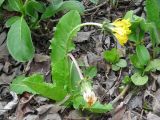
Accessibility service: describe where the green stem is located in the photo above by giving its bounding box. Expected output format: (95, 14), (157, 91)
(68, 53), (84, 80)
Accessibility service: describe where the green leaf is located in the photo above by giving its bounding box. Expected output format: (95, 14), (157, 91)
(41, 1), (63, 19)
(87, 102), (113, 113)
(7, 17), (35, 62)
(124, 10), (146, 43)
(25, 1), (38, 19)
(24, 79), (67, 101)
(51, 10), (81, 88)
(59, 1), (84, 14)
(148, 23), (160, 45)
(26, 0), (45, 13)
(103, 48), (120, 64)
(130, 54), (144, 68)
(116, 59), (127, 68)
(83, 66), (97, 79)
(5, 16), (20, 27)
(145, 59), (160, 72)
(41, 0), (84, 20)
(131, 73), (148, 86)
(112, 64), (120, 71)
(73, 96), (86, 109)
(146, 0), (160, 29)
(7, 0), (23, 12)
(0, 0), (5, 7)
(136, 45), (150, 66)
(122, 76), (131, 84)
(10, 75), (37, 94)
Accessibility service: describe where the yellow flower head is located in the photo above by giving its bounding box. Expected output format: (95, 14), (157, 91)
(83, 87), (97, 107)
(110, 19), (131, 46)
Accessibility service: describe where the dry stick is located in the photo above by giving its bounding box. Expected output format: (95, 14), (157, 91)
(111, 85), (130, 104)
(84, 1), (107, 12)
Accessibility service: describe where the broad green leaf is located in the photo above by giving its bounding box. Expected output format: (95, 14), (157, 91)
(41, 1), (63, 19)
(146, 0), (160, 45)
(136, 45), (150, 66)
(0, 0), (5, 7)
(83, 66), (97, 79)
(10, 75), (37, 94)
(130, 54), (144, 68)
(25, 1), (38, 19)
(145, 59), (160, 72)
(5, 16), (20, 27)
(26, 0), (45, 13)
(103, 48), (120, 64)
(116, 59), (127, 68)
(112, 64), (120, 71)
(59, 1), (84, 14)
(131, 73), (148, 86)
(146, 0), (160, 29)
(148, 23), (160, 45)
(51, 11), (81, 87)
(7, 0), (23, 12)
(7, 17), (35, 62)
(41, 0), (84, 19)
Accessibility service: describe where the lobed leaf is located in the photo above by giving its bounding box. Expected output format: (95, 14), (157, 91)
(10, 75), (37, 94)
(51, 10), (81, 88)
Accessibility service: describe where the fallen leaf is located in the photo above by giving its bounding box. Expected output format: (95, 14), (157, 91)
(37, 104), (61, 115)
(34, 54), (50, 63)
(74, 31), (94, 43)
(153, 89), (160, 115)
(128, 95), (142, 109)
(147, 112), (160, 120)
(66, 110), (84, 120)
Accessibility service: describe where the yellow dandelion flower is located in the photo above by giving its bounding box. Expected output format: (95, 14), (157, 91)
(110, 19), (131, 46)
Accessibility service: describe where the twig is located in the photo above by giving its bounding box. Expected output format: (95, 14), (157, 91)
(68, 53), (84, 80)
(84, 1), (107, 12)
(111, 85), (129, 104)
